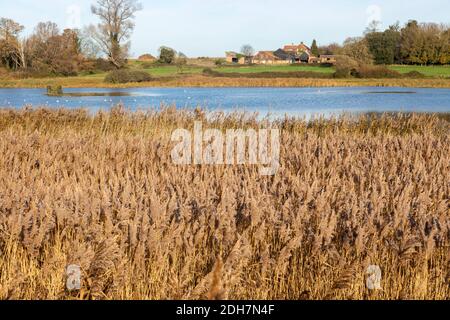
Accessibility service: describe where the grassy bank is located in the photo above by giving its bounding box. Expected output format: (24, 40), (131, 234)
(1, 74), (450, 88)
(0, 108), (449, 300)
(0, 62), (449, 88)
(389, 65), (450, 78)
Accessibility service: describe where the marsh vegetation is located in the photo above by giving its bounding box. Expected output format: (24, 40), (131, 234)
(0, 107), (448, 300)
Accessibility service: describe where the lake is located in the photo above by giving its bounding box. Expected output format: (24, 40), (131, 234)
(1, 87), (449, 118)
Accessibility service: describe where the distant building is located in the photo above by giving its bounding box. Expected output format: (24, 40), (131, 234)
(319, 55), (337, 64)
(225, 52), (251, 64)
(138, 54), (156, 62)
(283, 42), (312, 55)
(252, 51), (290, 64)
(309, 57), (321, 64)
(273, 49), (296, 63)
(226, 42), (334, 65)
(299, 52), (310, 63)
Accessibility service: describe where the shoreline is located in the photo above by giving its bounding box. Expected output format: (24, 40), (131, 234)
(1, 75), (450, 89)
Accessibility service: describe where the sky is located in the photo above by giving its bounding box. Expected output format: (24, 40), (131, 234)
(1, 0), (449, 57)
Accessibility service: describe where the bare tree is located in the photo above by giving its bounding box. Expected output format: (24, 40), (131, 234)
(0, 18), (24, 41)
(365, 20), (381, 35)
(78, 27), (102, 59)
(342, 37), (374, 65)
(176, 52), (187, 73)
(240, 44), (254, 64)
(241, 44), (255, 57)
(33, 22), (59, 42)
(0, 18), (26, 69)
(90, 0), (143, 68)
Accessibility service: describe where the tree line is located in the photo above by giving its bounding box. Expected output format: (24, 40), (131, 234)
(0, 0), (143, 76)
(1, 2), (449, 79)
(319, 20), (450, 65)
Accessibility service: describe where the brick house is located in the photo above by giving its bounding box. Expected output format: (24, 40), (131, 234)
(283, 42), (312, 56)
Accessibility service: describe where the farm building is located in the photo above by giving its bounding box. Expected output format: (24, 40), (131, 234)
(319, 55), (337, 64)
(138, 54), (156, 62)
(309, 56), (321, 64)
(225, 52), (249, 64)
(298, 51), (322, 64)
(252, 51), (291, 64)
(283, 42), (312, 55)
(273, 49), (296, 63)
(225, 42), (335, 65)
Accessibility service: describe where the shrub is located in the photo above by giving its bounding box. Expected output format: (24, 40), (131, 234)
(334, 55), (405, 79)
(353, 65), (401, 78)
(202, 67), (215, 75)
(46, 85), (63, 96)
(158, 47), (177, 64)
(104, 70), (152, 84)
(94, 58), (116, 72)
(215, 59), (225, 66)
(141, 62), (155, 69)
(333, 55), (359, 78)
(403, 71), (426, 79)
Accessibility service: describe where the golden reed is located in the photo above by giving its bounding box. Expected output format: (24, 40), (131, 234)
(0, 106), (448, 300)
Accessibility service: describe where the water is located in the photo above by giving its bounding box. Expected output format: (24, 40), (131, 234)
(0, 87), (449, 118)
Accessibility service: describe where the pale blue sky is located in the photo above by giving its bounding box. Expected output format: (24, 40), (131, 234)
(2, 0), (449, 57)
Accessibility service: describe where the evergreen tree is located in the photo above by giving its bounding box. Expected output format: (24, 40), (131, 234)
(311, 39), (319, 57)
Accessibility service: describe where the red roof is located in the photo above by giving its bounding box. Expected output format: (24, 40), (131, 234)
(283, 43), (311, 53)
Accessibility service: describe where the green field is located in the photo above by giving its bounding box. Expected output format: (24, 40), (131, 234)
(33, 61), (450, 79)
(128, 60), (336, 76)
(1, 61), (450, 88)
(216, 64), (336, 74)
(133, 64), (450, 77)
(388, 65), (450, 77)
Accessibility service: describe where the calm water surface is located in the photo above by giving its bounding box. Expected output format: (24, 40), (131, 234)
(1, 87), (449, 118)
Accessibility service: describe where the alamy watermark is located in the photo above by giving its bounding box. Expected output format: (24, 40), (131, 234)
(366, 265), (382, 290)
(171, 122), (280, 176)
(366, 4), (382, 26)
(66, 4), (82, 29)
(66, 264), (81, 291)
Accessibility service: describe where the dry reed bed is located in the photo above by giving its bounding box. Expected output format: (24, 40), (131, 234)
(0, 107), (448, 300)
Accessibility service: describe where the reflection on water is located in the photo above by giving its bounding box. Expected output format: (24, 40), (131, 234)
(0, 87), (449, 118)
(46, 92), (135, 97)
(365, 91), (417, 94)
